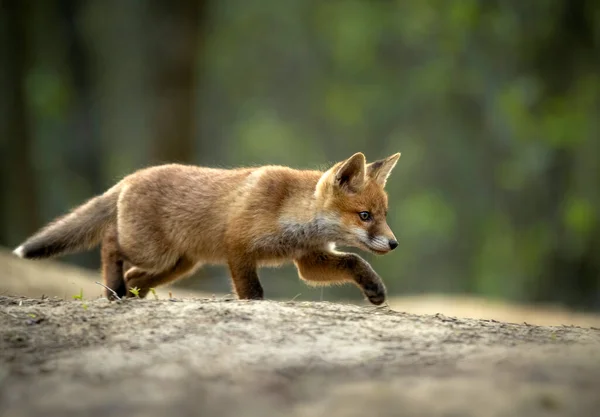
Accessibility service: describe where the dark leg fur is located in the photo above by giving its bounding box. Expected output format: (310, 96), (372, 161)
(294, 251), (387, 305)
(227, 258), (264, 300)
(100, 224), (127, 300)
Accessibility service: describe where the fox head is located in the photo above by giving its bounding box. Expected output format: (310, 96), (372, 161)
(316, 152), (401, 255)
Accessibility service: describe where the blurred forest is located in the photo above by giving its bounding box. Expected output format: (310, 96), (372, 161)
(0, 0), (598, 310)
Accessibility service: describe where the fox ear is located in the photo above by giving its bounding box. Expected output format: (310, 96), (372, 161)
(367, 153), (401, 187)
(334, 152), (366, 192)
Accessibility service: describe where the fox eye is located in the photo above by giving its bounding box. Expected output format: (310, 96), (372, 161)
(358, 211), (371, 221)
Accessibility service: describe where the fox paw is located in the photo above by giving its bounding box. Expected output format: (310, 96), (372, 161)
(123, 267), (150, 298)
(363, 280), (387, 305)
(124, 266), (144, 281)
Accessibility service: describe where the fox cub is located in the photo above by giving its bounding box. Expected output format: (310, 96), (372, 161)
(14, 152), (401, 304)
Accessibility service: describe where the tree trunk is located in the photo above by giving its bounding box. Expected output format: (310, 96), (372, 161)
(59, 0), (103, 194)
(148, 0), (205, 164)
(0, 0), (39, 246)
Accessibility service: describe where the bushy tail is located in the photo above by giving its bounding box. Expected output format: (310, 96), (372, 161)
(13, 183), (122, 259)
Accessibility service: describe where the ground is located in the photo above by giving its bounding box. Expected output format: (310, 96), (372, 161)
(1, 295), (599, 417)
(3, 247), (600, 328)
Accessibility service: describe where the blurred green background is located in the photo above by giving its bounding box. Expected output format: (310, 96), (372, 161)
(0, 0), (598, 310)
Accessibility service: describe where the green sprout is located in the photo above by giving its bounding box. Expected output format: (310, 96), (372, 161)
(149, 288), (158, 300)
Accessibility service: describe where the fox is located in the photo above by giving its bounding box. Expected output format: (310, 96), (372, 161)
(13, 152), (401, 304)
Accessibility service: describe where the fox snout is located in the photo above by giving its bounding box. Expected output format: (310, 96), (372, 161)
(367, 234), (398, 254)
(369, 220), (398, 253)
(351, 221), (397, 255)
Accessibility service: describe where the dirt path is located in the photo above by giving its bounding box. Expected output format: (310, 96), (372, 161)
(1, 295), (599, 417)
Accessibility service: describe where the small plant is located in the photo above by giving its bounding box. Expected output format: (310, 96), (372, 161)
(149, 287), (158, 300)
(72, 289), (88, 310)
(129, 287), (140, 298)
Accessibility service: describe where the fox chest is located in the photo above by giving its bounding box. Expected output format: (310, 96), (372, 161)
(250, 221), (335, 260)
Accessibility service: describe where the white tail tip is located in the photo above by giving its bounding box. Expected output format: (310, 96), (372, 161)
(13, 245), (25, 258)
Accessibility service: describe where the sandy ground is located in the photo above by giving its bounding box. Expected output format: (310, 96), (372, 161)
(1, 295), (599, 417)
(3, 247), (600, 328)
(2, 247), (600, 416)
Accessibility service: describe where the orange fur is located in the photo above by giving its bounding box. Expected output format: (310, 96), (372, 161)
(14, 153), (401, 304)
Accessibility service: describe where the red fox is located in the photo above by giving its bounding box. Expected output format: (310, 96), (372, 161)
(13, 152), (400, 304)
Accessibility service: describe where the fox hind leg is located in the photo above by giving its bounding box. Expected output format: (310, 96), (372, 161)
(100, 224), (127, 300)
(123, 257), (198, 298)
(294, 251), (387, 305)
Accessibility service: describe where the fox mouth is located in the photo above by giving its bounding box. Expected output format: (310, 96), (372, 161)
(363, 235), (394, 255)
(342, 233), (393, 255)
(360, 241), (391, 255)
(367, 247), (390, 255)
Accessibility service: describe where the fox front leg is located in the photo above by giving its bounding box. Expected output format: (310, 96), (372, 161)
(294, 251), (387, 305)
(227, 257), (264, 300)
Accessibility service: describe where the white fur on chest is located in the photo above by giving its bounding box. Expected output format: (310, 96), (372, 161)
(251, 214), (341, 259)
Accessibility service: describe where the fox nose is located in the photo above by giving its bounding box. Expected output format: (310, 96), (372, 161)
(389, 239), (398, 250)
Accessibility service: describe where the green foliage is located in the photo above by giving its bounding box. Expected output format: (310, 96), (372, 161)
(149, 288), (158, 300)
(200, 0), (600, 308)
(72, 289), (88, 310)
